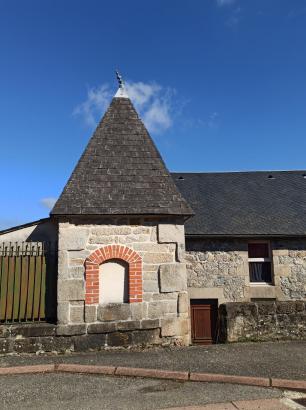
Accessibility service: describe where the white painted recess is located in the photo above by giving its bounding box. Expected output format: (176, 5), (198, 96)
(99, 259), (129, 304)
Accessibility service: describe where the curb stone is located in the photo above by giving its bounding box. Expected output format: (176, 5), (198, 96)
(115, 366), (189, 380)
(0, 364), (305, 392)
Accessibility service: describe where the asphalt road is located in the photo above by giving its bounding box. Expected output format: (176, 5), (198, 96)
(0, 341), (305, 380)
(0, 373), (283, 410)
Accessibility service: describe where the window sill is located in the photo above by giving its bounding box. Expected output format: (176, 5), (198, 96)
(249, 282), (274, 286)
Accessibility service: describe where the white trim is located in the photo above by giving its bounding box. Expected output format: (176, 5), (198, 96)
(249, 281), (273, 286)
(114, 87), (129, 98)
(248, 257), (271, 262)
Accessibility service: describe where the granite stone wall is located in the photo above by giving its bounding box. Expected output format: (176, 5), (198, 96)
(186, 239), (248, 302)
(57, 217), (190, 346)
(186, 238), (306, 303)
(218, 301), (306, 342)
(272, 239), (306, 300)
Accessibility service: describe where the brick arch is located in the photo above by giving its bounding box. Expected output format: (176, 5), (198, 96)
(85, 245), (142, 305)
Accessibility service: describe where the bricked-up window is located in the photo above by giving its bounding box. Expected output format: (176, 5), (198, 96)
(248, 243), (273, 283)
(99, 260), (129, 304)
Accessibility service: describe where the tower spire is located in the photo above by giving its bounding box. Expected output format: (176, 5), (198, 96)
(114, 70), (129, 98)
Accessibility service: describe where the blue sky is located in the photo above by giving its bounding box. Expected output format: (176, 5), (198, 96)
(1, 0), (306, 229)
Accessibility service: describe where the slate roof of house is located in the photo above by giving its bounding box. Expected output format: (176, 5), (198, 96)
(51, 95), (193, 216)
(172, 171), (306, 236)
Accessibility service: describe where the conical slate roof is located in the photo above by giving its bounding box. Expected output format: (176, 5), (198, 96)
(51, 93), (193, 216)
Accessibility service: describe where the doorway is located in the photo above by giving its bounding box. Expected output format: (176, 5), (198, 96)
(190, 299), (218, 344)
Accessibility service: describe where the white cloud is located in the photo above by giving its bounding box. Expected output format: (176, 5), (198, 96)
(226, 7), (242, 26)
(216, 0), (236, 6)
(125, 82), (161, 109)
(208, 112), (219, 129)
(73, 85), (111, 127)
(143, 98), (172, 134)
(73, 80), (175, 135)
(40, 197), (57, 210)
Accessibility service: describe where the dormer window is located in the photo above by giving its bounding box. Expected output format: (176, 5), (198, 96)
(248, 242), (273, 284)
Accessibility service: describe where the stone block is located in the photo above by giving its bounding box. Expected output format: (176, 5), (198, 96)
(130, 302), (147, 320)
(9, 324), (56, 338)
(70, 302), (84, 323)
(158, 224), (184, 244)
(73, 334), (106, 352)
(89, 235), (115, 245)
(87, 322), (117, 334)
(68, 250), (90, 260)
(58, 250), (69, 278)
(143, 253), (173, 264)
(44, 337), (73, 353)
(178, 292), (189, 314)
(68, 266), (85, 279)
(274, 264), (290, 277)
(57, 302), (70, 325)
(147, 301), (177, 319)
(85, 305), (97, 323)
(117, 320), (141, 331)
(161, 318), (189, 337)
(276, 301), (295, 314)
(133, 243), (169, 253)
(295, 301), (305, 312)
(257, 301), (276, 316)
(143, 280), (159, 292)
(159, 263), (187, 292)
(0, 326), (10, 338)
(132, 329), (161, 345)
(143, 293), (153, 302)
(56, 324), (86, 336)
(152, 292), (178, 301)
(0, 339), (13, 354)
(132, 226), (151, 235)
(107, 331), (133, 347)
(141, 319), (160, 329)
(91, 226), (131, 236)
(176, 243), (185, 262)
(59, 227), (89, 251)
(13, 338), (42, 354)
(58, 279), (85, 302)
(97, 303), (130, 321)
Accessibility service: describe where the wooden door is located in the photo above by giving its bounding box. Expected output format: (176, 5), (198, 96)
(191, 299), (218, 344)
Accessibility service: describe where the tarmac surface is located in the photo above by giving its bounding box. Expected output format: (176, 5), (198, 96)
(0, 373), (286, 410)
(0, 341), (305, 380)
(0, 341), (305, 409)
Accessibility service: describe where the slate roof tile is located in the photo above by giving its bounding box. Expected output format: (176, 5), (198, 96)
(172, 171), (306, 236)
(51, 97), (193, 216)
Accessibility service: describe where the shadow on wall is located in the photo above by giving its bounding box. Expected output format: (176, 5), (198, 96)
(186, 237), (306, 252)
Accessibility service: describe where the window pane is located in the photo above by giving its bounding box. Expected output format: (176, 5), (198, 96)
(249, 262), (272, 283)
(248, 243), (269, 258)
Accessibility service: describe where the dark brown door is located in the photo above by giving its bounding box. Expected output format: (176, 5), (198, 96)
(191, 299), (218, 344)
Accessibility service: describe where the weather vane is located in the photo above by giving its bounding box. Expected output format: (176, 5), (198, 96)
(115, 70), (124, 89)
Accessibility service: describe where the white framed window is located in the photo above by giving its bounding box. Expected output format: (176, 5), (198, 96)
(248, 242), (273, 284)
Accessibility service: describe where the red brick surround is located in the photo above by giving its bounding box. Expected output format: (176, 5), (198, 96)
(84, 245), (143, 305)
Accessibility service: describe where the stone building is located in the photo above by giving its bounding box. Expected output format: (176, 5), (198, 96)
(0, 79), (305, 349)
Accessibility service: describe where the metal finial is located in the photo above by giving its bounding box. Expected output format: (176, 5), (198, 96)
(115, 70), (124, 89)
